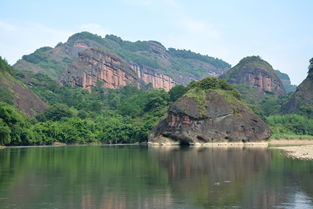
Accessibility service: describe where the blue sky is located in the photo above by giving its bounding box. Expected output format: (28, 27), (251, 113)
(1, 0), (312, 84)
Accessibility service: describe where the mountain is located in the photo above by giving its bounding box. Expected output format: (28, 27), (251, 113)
(274, 70), (297, 93)
(149, 77), (271, 145)
(282, 58), (313, 114)
(14, 32), (231, 91)
(220, 56), (286, 96)
(0, 57), (48, 116)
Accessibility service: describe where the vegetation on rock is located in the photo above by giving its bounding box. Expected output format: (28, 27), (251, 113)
(14, 32), (231, 85)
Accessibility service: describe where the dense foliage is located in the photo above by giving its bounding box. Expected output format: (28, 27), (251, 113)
(2, 54), (313, 144)
(0, 70), (177, 145)
(267, 114), (313, 138)
(168, 48), (231, 69)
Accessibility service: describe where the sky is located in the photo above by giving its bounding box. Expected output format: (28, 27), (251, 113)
(0, 0), (312, 84)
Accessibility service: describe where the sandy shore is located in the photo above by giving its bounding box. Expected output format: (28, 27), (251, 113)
(269, 139), (313, 146)
(269, 139), (313, 160)
(273, 145), (313, 160)
(0, 146), (5, 149)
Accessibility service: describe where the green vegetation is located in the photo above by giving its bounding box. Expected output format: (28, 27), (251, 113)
(0, 88), (14, 105)
(3, 54), (313, 144)
(17, 32), (230, 84)
(169, 85), (187, 102)
(221, 56), (279, 85)
(0, 56), (12, 73)
(267, 114), (313, 138)
(0, 102), (32, 145)
(168, 48), (231, 69)
(0, 70), (171, 145)
(187, 77), (241, 99)
(20, 47), (67, 79)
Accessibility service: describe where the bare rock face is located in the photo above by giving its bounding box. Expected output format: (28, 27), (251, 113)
(61, 48), (176, 91)
(61, 49), (141, 91)
(220, 56), (285, 96)
(149, 90), (271, 145)
(14, 32), (231, 91)
(132, 64), (175, 91)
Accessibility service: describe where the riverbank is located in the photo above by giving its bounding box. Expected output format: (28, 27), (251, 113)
(0, 145), (5, 149)
(148, 141), (269, 148)
(273, 145), (313, 160)
(269, 139), (313, 146)
(269, 139), (313, 160)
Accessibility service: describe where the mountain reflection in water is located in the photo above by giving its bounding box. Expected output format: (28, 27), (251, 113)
(0, 146), (313, 209)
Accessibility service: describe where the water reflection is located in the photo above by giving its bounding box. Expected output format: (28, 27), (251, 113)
(0, 146), (313, 209)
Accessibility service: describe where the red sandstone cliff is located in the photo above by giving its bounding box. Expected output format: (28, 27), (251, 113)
(61, 48), (176, 92)
(220, 56), (285, 96)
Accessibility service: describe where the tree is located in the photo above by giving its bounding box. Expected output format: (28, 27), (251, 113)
(169, 85), (187, 102)
(37, 104), (74, 121)
(0, 119), (11, 145)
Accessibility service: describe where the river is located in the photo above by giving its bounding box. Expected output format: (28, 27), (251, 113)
(0, 145), (313, 209)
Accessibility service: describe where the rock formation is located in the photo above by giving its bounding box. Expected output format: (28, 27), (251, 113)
(60, 48), (176, 91)
(14, 32), (231, 91)
(149, 78), (271, 146)
(220, 56), (285, 96)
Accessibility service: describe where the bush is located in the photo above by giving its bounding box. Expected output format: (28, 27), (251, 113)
(187, 77), (241, 99)
(266, 114), (313, 136)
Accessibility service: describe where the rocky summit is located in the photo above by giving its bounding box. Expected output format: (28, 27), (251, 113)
(149, 78), (271, 146)
(14, 32), (231, 92)
(220, 56), (286, 96)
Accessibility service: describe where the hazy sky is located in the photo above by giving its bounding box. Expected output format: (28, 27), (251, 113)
(1, 0), (312, 84)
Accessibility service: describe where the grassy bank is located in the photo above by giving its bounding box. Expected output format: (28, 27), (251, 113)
(270, 134), (313, 140)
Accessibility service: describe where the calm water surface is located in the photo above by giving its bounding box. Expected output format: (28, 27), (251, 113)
(0, 145), (313, 209)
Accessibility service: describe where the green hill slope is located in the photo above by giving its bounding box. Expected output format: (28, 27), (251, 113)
(0, 57), (48, 116)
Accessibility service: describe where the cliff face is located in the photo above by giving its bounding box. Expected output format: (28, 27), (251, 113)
(61, 49), (141, 91)
(61, 48), (176, 91)
(14, 32), (231, 91)
(220, 56), (285, 96)
(149, 80), (271, 145)
(132, 65), (175, 91)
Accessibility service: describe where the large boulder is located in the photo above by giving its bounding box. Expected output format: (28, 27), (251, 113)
(149, 79), (271, 145)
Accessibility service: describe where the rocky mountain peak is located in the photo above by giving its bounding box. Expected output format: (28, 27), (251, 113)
(220, 56), (286, 96)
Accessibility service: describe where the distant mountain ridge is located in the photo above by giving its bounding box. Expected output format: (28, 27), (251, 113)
(14, 32), (231, 91)
(274, 70), (297, 93)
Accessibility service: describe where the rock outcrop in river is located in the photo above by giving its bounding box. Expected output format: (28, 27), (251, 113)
(149, 78), (271, 145)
